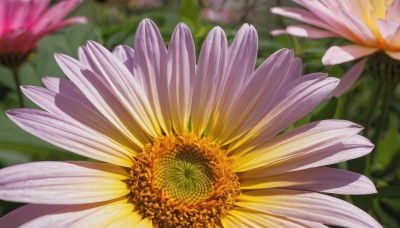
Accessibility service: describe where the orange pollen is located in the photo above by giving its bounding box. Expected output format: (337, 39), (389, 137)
(129, 134), (240, 227)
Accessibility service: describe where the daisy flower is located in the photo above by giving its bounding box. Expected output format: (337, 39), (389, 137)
(271, 0), (400, 95)
(0, 19), (381, 227)
(0, 0), (86, 68)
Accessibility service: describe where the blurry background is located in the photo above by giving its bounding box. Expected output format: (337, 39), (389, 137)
(0, 0), (399, 227)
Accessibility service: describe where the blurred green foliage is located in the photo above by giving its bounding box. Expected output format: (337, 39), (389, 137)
(0, 0), (399, 227)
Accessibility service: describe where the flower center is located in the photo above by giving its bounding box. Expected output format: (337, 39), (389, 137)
(129, 134), (240, 227)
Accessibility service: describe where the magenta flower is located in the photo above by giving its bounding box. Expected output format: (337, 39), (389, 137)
(272, 0), (400, 95)
(0, 19), (381, 227)
(0, 0), (86, 67)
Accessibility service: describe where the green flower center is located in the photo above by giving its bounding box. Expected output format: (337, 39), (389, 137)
(153, 146), (214, 204)
(129, 134), (240, 227)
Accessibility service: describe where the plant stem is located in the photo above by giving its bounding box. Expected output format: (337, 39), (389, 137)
(365, 81), (383, 135)
(11, 67), (24, 108)
(364, 82), (396, 175)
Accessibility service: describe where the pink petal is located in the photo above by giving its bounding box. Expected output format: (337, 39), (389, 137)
(54, 53), (151, 147)
(0, 201), (117, 228)
(21, 85), (139, 153)
(387, 0), (400, 21)
(225, 207), (327, 228)
(271, 7), (333, 30)
(230, 74), (339, 153)
(378, 19), (400, 42)
(329, 58), (367, 97)
(237, 189), (382, 228)
(271, 29), (290, 36)
(42, 77), (96, 110)
(219, 49), (301, 145)
(292, 0), (352, 37)
(111, 45), (135, 72)
(133, 19), (171, 134)
(31, 0), (83, 34)
(337, 8), (376, 45)
(85, 41), (160, 138)
(237, 128), (373, 177)
(69, 201), (141, 227)
(386, 51), (400, 60)
(285, 25), (337, 38)
(35, 16), (87, 40)
(322, 45), (377, 65)
(167, 23), (196, 134)
(209, 23), (258, 139)
(0, 161), (129, 204)
(233, 119), (364, 172)
(191, 26), (228, 136)
(7, 109), (135, 167)
(240, 167), (377, 195)
(25, 0), (50, 27)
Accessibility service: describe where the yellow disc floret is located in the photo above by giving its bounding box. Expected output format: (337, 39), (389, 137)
(129, 134), (240, 227)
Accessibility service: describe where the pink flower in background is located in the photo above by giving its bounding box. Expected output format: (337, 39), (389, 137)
(272, 0), (400, 96)
(200, 0), (256, 25)
(0, 19), (381, 227)
(0, 0), (86, 67)
(100, 0), (163, 9)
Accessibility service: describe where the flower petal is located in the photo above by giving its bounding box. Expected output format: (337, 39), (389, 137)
(55, 53), (151, 147)
(7, 109), (134, 167)
(284, 25), (337, 38)
(234, 120), (372, 174)
(226, 207), (328, 228)
(271, 6), (333, 30)
(0, 161), (129, 204)
(337, 7), (376, 45)
(209, 23), (258, 140)
(35, 16), (87, 39)
(219, 49), (301, 145)
(21, 85), (139, 153)
(240, 167), (377, 195)
(133, 19), (171, 134)
(292, 0), (353, 38)
(0, 200), (121, 228)
(378, 19), (400, 42)
(135, 218), (152, 227)
(31, 0), (83, 34)
(328, 58), (367, 97)
(230, 74), (339, 153)
(191, 26), (228, 136)
(112, 45), (135, 72)
(237, 189), (381, 228)
(168, 23), (196, 134)
(69, 201), (140, 227)
(85, 41), (160, 138)
(322, 45), (377, 65)
(42, 77), (95, 109)
(386, 50), (400, 60)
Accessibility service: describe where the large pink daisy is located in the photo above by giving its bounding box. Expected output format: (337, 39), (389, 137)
(0, 0), (86, 67)
(0, 19), (381, 227)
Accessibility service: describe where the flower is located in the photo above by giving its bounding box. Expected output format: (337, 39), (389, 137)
(0, 19), (381, 227)
(0, 0), (86, 68)
(200, 0), (253, 25)
(97, 0), (163, 9)
(271, 0), (400, 95)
